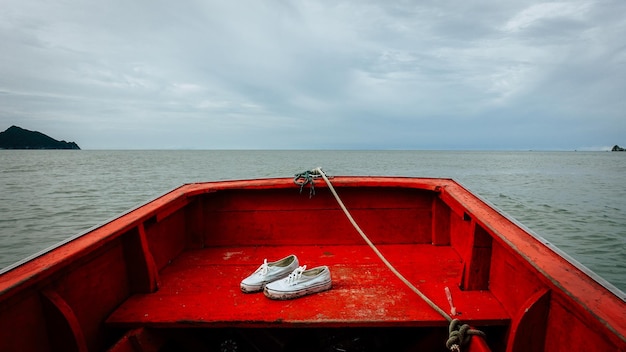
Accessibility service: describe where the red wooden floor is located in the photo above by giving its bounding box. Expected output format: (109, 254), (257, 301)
(107, 244), (509, 328)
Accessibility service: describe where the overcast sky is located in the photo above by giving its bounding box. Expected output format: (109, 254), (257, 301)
(1, 1), (625, 150)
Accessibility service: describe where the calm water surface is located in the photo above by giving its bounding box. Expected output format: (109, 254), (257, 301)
(1, 150), (624, 292)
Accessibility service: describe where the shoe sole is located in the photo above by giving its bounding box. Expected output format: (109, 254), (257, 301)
(263, 280), (332, 300)
(240, 283), (264, 293)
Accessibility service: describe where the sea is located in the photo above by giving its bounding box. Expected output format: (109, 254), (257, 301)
(1, 150), (624, 293)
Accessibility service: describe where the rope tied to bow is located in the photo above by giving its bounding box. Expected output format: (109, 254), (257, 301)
(446, 319), (487, 352)
(294, 168), (322, 198)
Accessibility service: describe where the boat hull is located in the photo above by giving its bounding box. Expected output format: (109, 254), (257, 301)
(0, 177), (623, 351)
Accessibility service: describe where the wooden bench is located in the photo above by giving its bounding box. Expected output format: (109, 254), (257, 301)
(107, 244), (510, 328)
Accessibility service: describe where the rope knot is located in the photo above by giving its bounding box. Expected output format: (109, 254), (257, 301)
(446, 319), (486, 352)
(294, 168), (323, 198)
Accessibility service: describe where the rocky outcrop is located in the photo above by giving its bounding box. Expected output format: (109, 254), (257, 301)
(612, 145), (625, 152)
(0, 125), (80, 149)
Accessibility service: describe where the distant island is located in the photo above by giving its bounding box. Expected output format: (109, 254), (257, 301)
(0, 125), (80, 150)
(612, 145), (625, 152)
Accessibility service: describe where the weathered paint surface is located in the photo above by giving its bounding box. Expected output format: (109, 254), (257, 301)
(0, 177), (624, 351)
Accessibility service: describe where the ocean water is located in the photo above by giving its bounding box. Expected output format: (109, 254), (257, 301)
(0, 150), (624, 293)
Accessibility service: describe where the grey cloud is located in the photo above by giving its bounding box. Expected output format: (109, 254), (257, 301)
(0, 0), (624, 150)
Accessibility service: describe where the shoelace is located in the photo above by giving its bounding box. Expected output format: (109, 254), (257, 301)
(255, 259), (269, 277)
(286, 265), (306, 285)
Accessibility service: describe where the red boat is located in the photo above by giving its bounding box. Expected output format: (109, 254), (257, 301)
(0, 171), (624, 352)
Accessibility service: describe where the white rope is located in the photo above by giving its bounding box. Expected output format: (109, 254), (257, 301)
(313, 167), (453, 323)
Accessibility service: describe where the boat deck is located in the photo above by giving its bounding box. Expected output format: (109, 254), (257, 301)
(107, 244), (510, 328)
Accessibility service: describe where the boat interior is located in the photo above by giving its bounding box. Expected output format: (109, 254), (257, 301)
(0, 177), (623, 352)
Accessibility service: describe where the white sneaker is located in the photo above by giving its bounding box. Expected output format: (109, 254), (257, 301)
(264, 265), (332, 300)
(240, 255), (299, 293)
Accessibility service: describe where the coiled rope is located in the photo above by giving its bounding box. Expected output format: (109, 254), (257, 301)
(296, 167), (486, 352)
(446, 319), (487, 352)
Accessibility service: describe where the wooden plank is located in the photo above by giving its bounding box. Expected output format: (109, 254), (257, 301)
(203, 208), (432, 246)
(199, 187), (434, 246)
(488, 242), (545, 316)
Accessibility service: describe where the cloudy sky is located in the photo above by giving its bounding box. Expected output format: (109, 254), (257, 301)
(1, 1), (624, 150)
